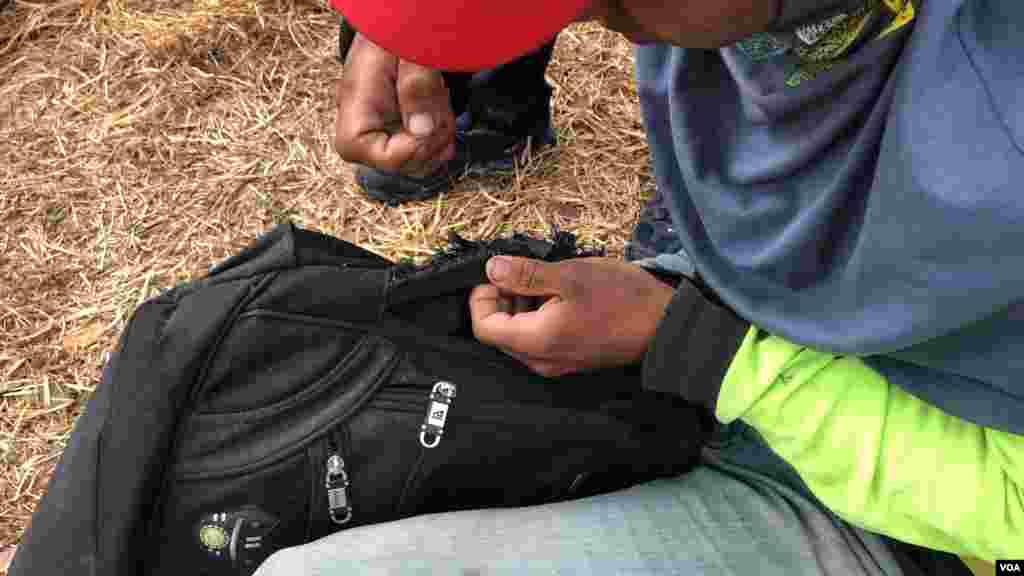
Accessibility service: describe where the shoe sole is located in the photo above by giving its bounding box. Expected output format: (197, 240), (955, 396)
(359, 176), (454, 206)
(359, 132), (557, 206)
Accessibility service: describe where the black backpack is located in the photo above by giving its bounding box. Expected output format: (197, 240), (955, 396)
(10, 223), (709, 576)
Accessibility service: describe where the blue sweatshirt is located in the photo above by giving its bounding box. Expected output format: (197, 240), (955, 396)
(635, 0), (1024, 434)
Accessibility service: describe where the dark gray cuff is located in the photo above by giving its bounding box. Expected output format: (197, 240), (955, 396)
(771, 0), (866, 31)
(641, 279), (750, 412)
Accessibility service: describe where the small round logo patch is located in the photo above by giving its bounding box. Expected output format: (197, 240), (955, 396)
(198, 524), (229, 551)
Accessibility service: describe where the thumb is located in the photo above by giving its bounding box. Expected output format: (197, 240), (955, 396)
(396, 60), (453, 139)
(486, 256), (569, 297)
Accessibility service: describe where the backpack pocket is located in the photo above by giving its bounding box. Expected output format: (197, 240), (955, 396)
(149, 448), (314, 576)
(394, 397), (626, 516)
(304, 391), (447, 543)
(148, 315), (402, 575)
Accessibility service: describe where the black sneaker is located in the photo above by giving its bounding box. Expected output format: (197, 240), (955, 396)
(624, 186), (683, 262)
(355, 118), (556, 205)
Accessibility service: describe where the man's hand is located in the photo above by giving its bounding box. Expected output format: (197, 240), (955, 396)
(469, 256), (675, 377)
(333, 34), (456, 177)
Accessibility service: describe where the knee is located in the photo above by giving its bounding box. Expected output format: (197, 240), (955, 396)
(253, 547), (308, 576)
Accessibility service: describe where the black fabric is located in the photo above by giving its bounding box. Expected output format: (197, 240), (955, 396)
(883, 537), (975, 576)
(388, 229), (602, 307)
(441, 41), (555, 138)
(642, 276), (750, 411)
(10, 223), (707, 576)
(385, 230), (599, 337)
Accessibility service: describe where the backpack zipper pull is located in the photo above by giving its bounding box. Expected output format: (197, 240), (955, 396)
(419, 381), (456, 448)
(324, 453), (352, 525)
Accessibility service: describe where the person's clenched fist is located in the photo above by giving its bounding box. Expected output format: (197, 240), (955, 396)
(333, 34), (456, 177)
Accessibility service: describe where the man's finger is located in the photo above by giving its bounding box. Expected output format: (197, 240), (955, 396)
(504, 351), (566, 378)
(0, 546), (15, 573)
(397, 60), (455, 175)
(334, 80), (419, 172)
(469, 284), (556, 356)
(332, 54), (451, 175)
(467, 284), (510, 318)
(396, 61), (452, 136)
(347, 131), (424, 174)
(485, 257), (568, 297)
(397, 61), (454, 141)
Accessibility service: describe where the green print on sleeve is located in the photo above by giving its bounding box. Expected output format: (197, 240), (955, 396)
(735, 0), (918, 86)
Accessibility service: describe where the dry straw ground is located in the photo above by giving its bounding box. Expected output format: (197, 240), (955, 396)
(0, 0), (652, 563)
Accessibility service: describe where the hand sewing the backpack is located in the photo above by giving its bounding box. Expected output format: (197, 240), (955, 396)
(469, 256), (676, 377)
(469, 252), (754, 417)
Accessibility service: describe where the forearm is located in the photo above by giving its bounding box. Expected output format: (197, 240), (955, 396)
(717, 328), (1024, 562)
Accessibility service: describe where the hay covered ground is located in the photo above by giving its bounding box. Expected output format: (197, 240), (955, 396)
(0, 0), (652, 562)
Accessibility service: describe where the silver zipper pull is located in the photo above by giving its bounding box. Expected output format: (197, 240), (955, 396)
(420, 381), (456, 448)
(325, 454), (352, 525)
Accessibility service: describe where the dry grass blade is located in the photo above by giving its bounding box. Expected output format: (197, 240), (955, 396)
(0, 0), (650, 550)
